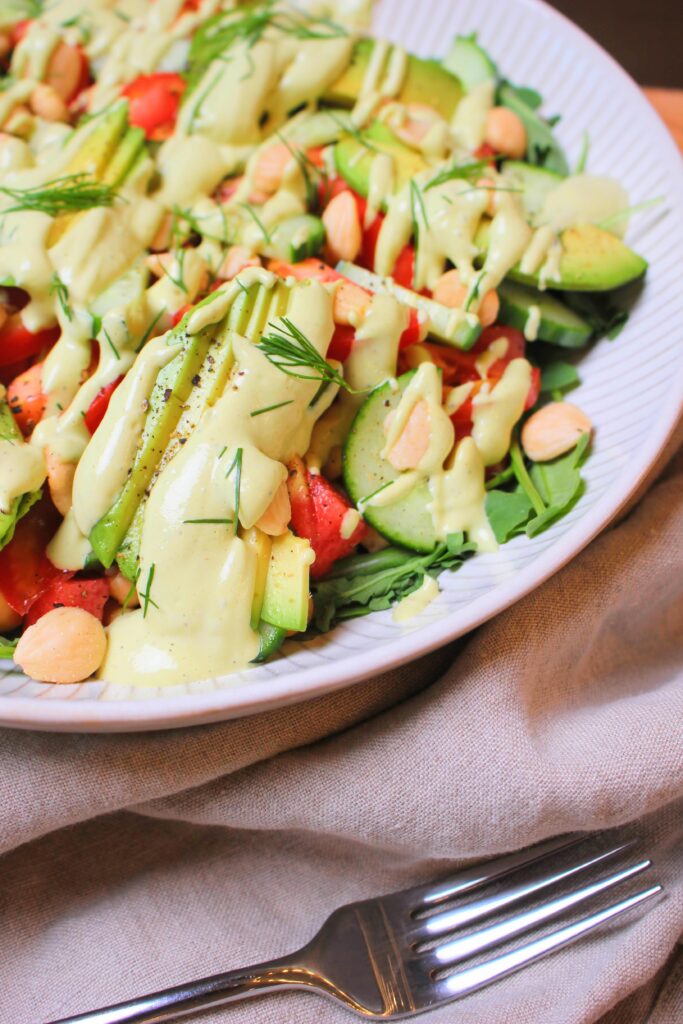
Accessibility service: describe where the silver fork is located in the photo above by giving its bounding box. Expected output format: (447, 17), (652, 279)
(48, 833), (662, 1024)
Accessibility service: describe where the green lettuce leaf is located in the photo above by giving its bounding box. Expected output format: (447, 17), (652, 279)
(0, 636), (17, 660)
(312, 535), (476, 631)
(498, 81), (569, 175)
(486, 487), (533, 543)
(526, 432), (591, 536)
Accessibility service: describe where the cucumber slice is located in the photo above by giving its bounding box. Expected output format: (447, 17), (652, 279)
(343, 371), (437, 553)
(443, 34), (498, 92)
(501, 160), (563, 224)
(265, 215), (324, 263)
(336, 261), (482, 350)
(498, 281), (593, 348)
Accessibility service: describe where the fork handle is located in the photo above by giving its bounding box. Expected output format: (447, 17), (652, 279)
(45, 952), (310, 1024)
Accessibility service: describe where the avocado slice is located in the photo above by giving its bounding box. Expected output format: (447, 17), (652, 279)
(48, 101), (140, 247)
(94, 279), (293, 578)
(260, 531), (313, 633)
(102, 125), (147, 187)
(334, 120), (428, 209)
(324, 39), (463, 121)
(477, 222), (648, 293)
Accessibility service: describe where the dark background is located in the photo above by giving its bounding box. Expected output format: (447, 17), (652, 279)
(549, 0), (682, 88)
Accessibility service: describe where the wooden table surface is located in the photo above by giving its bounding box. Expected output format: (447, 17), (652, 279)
(644, 88), (683, 152)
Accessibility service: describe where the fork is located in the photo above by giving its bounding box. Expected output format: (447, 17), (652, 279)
(48, 833), (662, 1024)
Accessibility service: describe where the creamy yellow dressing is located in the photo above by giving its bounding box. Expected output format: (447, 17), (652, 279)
(428, 436), (496, 551)
(392, 573), (439, 623)
(375, 174), (489, 291)
(471, 358), (532, 466)
(307, 290), (407, 472)
(100, 277), (337, 686)
(450, 79), (495, 151)
(72, 333), (182, 537)
(0, 436), (46, 514)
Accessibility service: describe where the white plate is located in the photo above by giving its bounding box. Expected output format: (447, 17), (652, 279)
(1, 0), (682, 731)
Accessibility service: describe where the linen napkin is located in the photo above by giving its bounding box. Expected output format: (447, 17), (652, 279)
(0, 421), (681, 1024)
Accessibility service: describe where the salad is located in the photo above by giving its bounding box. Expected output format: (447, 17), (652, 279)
(0, 1), (649, 688)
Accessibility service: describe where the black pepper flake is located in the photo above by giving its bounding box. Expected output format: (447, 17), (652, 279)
(10, 404), (22, 414)
(192, 374), (201, 386)
(163, 388), (172, 402)
(207, 355), (215, 365)
(179, 437), (187, 445)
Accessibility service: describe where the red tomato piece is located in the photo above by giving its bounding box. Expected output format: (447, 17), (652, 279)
(122, 73), (186, 141)
(9, 20), (31, 46)
(287, 458), (366, 579)
(328, 323), (355, 362)
(0, 314), (59, 368)
(526, 366), (542, 410)
(398, 309), (424, 349)
(267, 257), (342, 283)
(287, 458), (317, 549)
(391, 244), (416, 289)
(24, 576), (109, 628)
(171, 304), (191, 327)
(0, 500), (67, 615)
(6, 361), (46, 435)
(83, 376), (124, 435)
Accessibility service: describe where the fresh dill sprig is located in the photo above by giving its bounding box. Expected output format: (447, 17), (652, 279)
(136, 307), (165, 352)
(156, 250), (188, 294)
(121, 568), (141, 613)
(597, 196), (666, 230)
(186, 67), (226, 134)
(258, 317), (360, 400)
(50, 272), (72, 321)
(103, 327), (120, 360)
(250, 399), (294, 417)
(465, 271), (485, 312)
(141, 563), (159, 618)
(218, 445), (228, 459)
(327, 111), (378, 153)
(189, 3), (347, 70)
(424, 159), (490, 192)
(0, 174), (119, 217)
(275, 131), (327, 210)
(183, 518), (234, 525)
(223, 447), (243, 535)
(575, 131), (591, 174)
(240, 202), (271, 243)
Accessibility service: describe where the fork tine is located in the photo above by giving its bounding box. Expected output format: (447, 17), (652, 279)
(425, 858), (651, 969)
(412, 835), (585, 909)
(415, 842), (634, 941)
(433, 885), (662, 1001)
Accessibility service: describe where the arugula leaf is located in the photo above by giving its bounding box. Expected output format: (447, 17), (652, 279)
(485, 487), (533, 543)
(498, 82), (569, 175)
(0, 398), (42, 550)
(311, 536), (475, 631)
(0, 636), (17, 661)
(0, 489), (41, 552)
(563, 292), (630, 341)
(526, 433), (591, 536)
(539, 359), (580, 396)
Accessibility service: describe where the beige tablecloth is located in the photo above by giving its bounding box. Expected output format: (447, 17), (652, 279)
(0, 420), (680, 1023)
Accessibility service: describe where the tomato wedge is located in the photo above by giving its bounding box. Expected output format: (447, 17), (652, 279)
(0, 500), (68, 615)
(287, 458), (366, 579)
(83, 376), (124, 435)
(6, 361), (46, 435)
(0, 314), (59, 368)
(122, 72), (186, 140)
(24, 576), (109, 628)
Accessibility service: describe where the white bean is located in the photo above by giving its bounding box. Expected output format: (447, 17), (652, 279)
(14, 607), (107, 684)
(521, 401), (592, 462)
